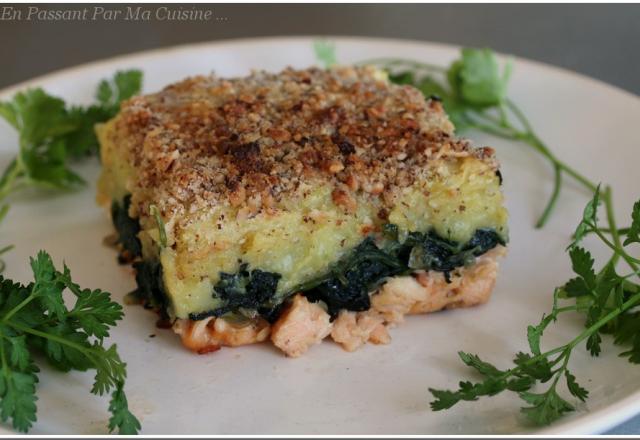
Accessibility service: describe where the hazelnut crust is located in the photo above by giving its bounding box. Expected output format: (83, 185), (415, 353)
(109, 66), (498, 221)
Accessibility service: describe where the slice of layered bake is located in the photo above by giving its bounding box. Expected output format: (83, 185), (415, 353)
(96, 65), (508, 357)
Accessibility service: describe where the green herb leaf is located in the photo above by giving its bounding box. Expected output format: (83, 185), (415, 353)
(96, 70), (143, 116)
(569, 247), (596, 290)
(108, 382), (141, 435)
(0, 89), (82, 191)
(0, 367), (38, 433)
(430, 376), (508, 411)
(527, 325), (543, 356)
(448, 48), (512, 107)
(506, 376), (535, 392)
(0, 89), (75, 148)
(429, 387), (465, 410)
(0, 252), (140, 433)
(562, 277), (590, 298)
(0, 205), (9, 225)
(415, 77), (449, 100)
(565, 370), (589, 402)
(91, 343), (127, 397)
(6, 336), (30, 372)
(58, 265), (123, 339)
(42, 323), (94, 372)
(314, 40), (337, 69)
(586, 330), (602, 357)
(513, 352), (553, 382)
(458, 352), (503, 377)
(623, 200), (640, 246)
(519, 389), (574, 425)
(571, 187), (601, 246)
(388, 71), (416, 85)
(29, 251), (66, 320)
(59, 105), (111, 158)
(149, 205), (167, 248)
(614, 312), (640, 364)
(0, 330), (39, 433)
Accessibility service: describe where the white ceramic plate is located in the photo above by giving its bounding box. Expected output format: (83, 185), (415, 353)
(1, 37), (639, 435)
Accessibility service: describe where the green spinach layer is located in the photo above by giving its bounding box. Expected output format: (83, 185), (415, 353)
(111, 198), (506, 322)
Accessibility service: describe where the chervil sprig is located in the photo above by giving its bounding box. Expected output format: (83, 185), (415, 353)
(0, 251), (141, 433)
(429, 191), (640, 425)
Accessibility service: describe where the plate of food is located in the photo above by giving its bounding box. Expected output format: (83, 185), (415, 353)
(1, 36), (639, 435)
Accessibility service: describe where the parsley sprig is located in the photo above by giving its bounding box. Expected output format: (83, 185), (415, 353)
(0, 70), (142, 200)
(0, 70), (142, 271)
(0, 251), (140, 433)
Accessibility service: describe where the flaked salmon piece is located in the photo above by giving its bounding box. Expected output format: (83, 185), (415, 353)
(371, 246), (505, 324)
(270, 294), (332, 357)
(213, 317), (271, 346)
(368, 322), (392, 345)
(330, 310), (390, 352)
(173, 316), (270, 354)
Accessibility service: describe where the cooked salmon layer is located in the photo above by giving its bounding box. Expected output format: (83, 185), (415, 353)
(96, 65), (508, 356)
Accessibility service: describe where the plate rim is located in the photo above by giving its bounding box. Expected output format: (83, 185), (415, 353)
(1, 35), (639, 435)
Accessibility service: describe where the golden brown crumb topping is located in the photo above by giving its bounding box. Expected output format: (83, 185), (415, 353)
(112, 66), (497, 218)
